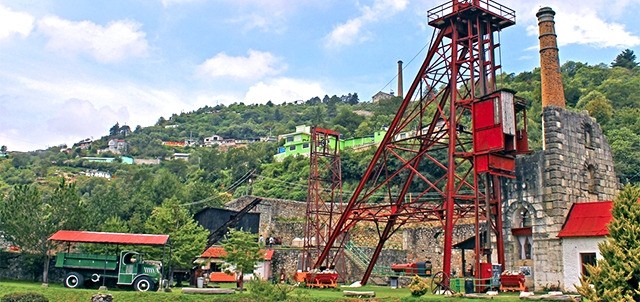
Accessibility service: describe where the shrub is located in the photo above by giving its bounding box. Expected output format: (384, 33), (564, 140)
(246, 278), (295, 301)
(1, 292), (48, 302)
(408, 275), (429, 296)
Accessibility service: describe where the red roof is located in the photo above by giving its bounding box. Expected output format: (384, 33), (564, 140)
(557, 201), (612, 238)
(200, 246), (274, 261)
(48, 230), (169, 246)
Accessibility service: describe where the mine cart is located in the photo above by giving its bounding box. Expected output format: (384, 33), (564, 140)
(499, 273), (526, 292)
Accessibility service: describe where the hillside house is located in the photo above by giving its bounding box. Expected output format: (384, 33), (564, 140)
(195, 246), (274, 282)
(106, 139), (127, 154)
(371, 91), (394, 103)
(204, 135), (224, 147)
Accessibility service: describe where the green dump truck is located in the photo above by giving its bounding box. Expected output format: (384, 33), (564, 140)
(55, 251), (162, 291)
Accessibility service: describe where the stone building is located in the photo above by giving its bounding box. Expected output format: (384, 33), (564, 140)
(500, 7), (618, 291)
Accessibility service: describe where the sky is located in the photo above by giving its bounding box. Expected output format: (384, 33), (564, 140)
(1, 0), (639, 152)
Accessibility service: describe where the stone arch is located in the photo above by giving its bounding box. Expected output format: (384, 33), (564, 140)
(504, 200), (536, 230)
(505, 200), (536, 262)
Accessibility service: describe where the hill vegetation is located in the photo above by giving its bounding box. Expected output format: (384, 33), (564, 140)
(0, 50), (638, 263)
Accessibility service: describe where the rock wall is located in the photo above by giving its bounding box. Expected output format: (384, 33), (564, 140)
(0, 251), (64, 283)
(503, 107), (618, 290)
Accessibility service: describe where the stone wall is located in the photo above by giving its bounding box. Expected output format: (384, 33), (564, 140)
(402, 224), (476, 276)
(502, 106), (618, 291)
(225, 196), (307, 240)
(0, 251), (64, 283)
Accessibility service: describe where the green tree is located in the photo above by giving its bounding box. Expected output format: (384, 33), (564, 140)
(109, 122), (120, 136)
(145, 198), (209, 273)
(584, 96), (614, 124)
(221, 228), (262, 290)
(611, 49), (638, 69)
(577, 185), (640, 301)
(0, 179), (86, 283)
(608, 128), (640, 184)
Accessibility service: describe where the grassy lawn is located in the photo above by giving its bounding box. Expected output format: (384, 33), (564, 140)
(0, 280), (523, 302)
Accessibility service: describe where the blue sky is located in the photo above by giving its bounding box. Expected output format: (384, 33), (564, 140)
(1, 0), (639, 151)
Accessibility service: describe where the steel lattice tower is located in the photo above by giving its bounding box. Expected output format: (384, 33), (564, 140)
(302, 127), (344, 272)
(315, 0), (528, 289)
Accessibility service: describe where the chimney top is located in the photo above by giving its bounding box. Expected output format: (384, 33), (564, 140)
(536, 7), (555, 18)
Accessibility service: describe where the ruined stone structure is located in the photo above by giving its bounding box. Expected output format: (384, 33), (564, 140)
(503, 107), (618, 290)
(500, 7), (618, 291)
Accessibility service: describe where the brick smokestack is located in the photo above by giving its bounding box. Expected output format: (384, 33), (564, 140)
(537, 7), (565, 108)
(397, 60), (403, 99)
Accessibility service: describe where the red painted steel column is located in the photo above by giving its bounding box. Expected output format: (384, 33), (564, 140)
(442, 17), (458, 287)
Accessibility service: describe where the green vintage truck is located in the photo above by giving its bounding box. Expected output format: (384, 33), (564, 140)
(55, 250), (162, 291)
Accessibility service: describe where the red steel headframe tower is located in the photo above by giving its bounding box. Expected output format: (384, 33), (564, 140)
(302, 127), (344, 272)
(315, 0), (528, 288)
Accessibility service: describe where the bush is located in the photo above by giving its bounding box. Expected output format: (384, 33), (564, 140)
(1, 293), (48, 302)
(408, 275), (429, 297)
(246, 278), (295, 301)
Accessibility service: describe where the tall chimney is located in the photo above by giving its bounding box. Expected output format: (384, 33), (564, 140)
(537, 7), (565, 108)
(397, 60), (403, 99)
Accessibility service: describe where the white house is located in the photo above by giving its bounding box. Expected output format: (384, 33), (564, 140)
(204, 135), (224, 147)
(558, 201), (612, 293)
(195, 246), (274, 282)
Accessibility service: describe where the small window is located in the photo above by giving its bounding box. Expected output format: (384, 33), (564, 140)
(302, 143), (309, 148)
(210, 262), (222, 272)
(584, 124), (593, 148)
(587, 165), (596, 193)
(580, 253), (597, 276)
(289, 146), (296, 151)
(287, 136), (294, 142)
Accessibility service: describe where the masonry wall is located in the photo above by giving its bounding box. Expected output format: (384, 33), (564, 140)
(502, 106), (618, 291)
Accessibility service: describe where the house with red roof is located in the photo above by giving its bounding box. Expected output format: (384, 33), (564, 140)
(557, 201), (613, 292)
(194, 246), (274, 283)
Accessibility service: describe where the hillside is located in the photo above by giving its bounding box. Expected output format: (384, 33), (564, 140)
(1, 54), (639, 237)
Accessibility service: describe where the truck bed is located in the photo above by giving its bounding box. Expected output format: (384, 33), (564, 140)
(55, 252), (118, 270)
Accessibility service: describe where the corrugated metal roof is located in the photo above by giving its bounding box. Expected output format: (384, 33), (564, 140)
(557, 201), (612, 238)
(48, 230), (169, 246)
(201, 246), (274, 261)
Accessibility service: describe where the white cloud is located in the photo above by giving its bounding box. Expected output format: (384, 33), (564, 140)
(525, 9), (640, 48)
(244, 77), (325, 104)
(37, 16), (149, 63)
(325, 0), (408, 47)
(46, 98), (129, 140)
(0, 4), (34, 41)
(0, 73), (196, 150)
(226, 13), (285, 34)
(197, 50), (286, 80)
(499, 1), (640, 49)
(161, 0), (203, 7)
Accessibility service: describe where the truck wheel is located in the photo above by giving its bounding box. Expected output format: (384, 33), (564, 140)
(134, 276), (155, 292)
(64, 272), (84, 288)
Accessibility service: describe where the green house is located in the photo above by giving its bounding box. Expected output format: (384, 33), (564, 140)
(274, 125), (387, 161)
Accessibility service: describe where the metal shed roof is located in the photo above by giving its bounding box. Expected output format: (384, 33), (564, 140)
(49, 230), (169, 246)
(557, 201), (612, 238)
